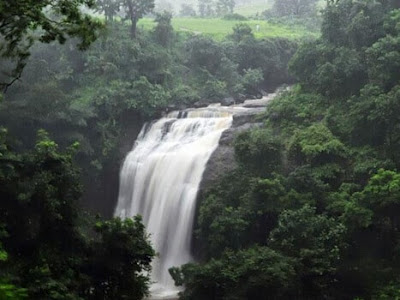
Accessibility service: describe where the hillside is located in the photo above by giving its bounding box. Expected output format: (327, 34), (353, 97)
(138, 17), (317, 40)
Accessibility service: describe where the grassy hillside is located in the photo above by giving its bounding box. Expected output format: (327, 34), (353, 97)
(138, 17), (317, 40)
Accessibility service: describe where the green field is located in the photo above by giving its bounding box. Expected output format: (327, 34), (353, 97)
(138, 17), (317, 40)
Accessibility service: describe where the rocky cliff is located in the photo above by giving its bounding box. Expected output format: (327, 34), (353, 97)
(199, 93), (278, 195)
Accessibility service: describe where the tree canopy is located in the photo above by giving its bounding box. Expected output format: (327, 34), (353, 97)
(0, 0), (102, 90)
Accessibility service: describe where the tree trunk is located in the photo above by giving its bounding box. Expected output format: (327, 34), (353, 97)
(126, 1), (138, 39)
(130, 17), (138, 38)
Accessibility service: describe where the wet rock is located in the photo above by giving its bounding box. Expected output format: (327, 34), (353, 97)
(199, 108), (264, 195)
(234, 93), (247, 103)
(193, 99), (211, 108)
(242, 99), (270, 108)
(220, 97), (235, 106)
(232, 110), (262, 127)
(167, 103), (187, 112)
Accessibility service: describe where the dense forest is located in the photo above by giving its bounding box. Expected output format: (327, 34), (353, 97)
(1, 0), (400, 299)
(171, 1), (400, 299)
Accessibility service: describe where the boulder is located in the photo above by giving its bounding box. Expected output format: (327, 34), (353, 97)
(234, 93), (247, 103)
(220, 97), (235, 106)
(193, 99), (211, 108)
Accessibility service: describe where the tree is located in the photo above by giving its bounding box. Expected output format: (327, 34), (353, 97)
(154, 0), (174, 14)
(153, 11), (174, 47)
(95, 0), (121, 22)
(86, 216), (155, 299)
(366, 9), (400, 91)
(241, 68), (264, 95)
(170, 246), (296, 300)
(0, 228), (27, 300)
(198, 0), (214, 17)
(122, 0), (155, 38)
(269, 205), (346, 296)
(229, 23), (254, 43)
(0, 129), (85, 298)
(0, 0), (102, 90)
(355, 169), (400, 233)
(235, 128), (282, 176)
(273, 0), (318, 18)
(180, 4), (197, 17)
(0, 129), (155, 299)
(216, 0), (236, 16)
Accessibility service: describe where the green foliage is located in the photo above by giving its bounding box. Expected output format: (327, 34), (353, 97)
(122, 0), (155, 37)
(0, 227), (27, 300)
(273, 0), (319, 18)
(0, 280), (27, 300)
(354, 169), (400, 227)
(216, 0), (235, 16)
(288, 123), (347, 165)
(138, 17), (317, 40)
(321, 0), (387, 49)
(222, 13), (248, 21)
(88, 216), (155, 299)
(235, 128), (282, 176)
(177, 3), (400, 300)
(95, 0), (121, 22)
(366, 10), (400, 90)
(265, 88), (327, 133)
(0, 130), (154, 299)
(198, 0), (214, 17)
(171, 246), (296, 300)
(290, 1), (399, 99)
(269, 205), (346, 294)
(153, 11), (175, 47)
(241, 68), (263, 94)
(229, 23), (254, 43)
(373, 280), (400, 299)
(0, 0), (102, 89)
(290, 42), (367, 98)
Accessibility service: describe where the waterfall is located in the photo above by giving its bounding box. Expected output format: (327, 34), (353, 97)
(115, 107), (233, 298)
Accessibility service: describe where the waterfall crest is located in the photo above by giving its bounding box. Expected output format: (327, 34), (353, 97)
(115, 108), (233, 298)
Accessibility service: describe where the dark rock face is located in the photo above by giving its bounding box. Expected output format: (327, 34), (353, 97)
(192, 102), (269, 258)
(220, 97), (235, 106)
(196, 92), (278, 208)
(234, 93), (247, 103)
(193, 99), (212, 108)
(198, 99), (272, 200)
(199, 121), (263, 193)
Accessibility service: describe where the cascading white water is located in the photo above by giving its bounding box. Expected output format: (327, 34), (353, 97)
(115, 108), (233, 299)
